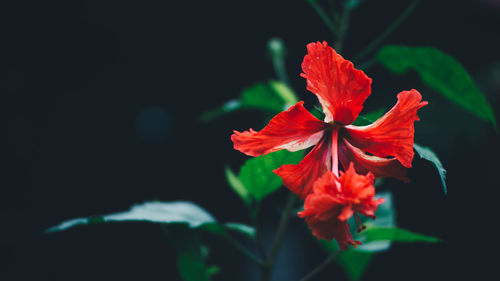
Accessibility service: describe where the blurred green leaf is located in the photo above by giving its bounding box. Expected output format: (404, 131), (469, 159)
(168, 225), (217, 281)
(201, 81), (298, 122)
(337, 250), (374, 281)
(269, 80), (298, 105)
(177, 250), (213, 281)
(376, 45), (497, 129)
(225, 166), (252, 206)
(224, 222), (256, 239)
(45, 201), (219, 233)
(239, 150), (303, 201)
(206, 266), (221, 276)
(240, 82), (284, 112)
(414, 143), (447, 195)
(361, 226), (441, 243)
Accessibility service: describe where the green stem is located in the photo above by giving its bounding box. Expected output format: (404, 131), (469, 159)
(253, 204), (268, 260)
(334, 2), (353, 53)
(262, 193), (298, 281)
(227, 236), (265, 267)
(307, 0), (338, 37)
(299, 252), (340, 281)
(353, 0), (420, 62)
(272, 54), (291, 86)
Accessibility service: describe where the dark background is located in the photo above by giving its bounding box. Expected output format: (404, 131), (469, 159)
(1, 0), (499, 280)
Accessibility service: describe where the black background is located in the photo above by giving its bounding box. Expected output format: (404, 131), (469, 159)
(1, 0), (499, 280)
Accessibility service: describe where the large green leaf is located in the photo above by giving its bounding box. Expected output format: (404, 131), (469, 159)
(200, 81), (298, 122)
(239, 150), (303, 201)
(361, 226), (441, 243)
(376, 45), (497, 128)
(45, 201), (219, 233)
(45, 201), (255, 239)
(414, 143), (447, 195)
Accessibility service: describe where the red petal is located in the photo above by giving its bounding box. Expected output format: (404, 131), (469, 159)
(339, 162), (376, 198)
(300, 41), (372, 125)
(300, 215), (358, 250)
(231, 101), (328, 157)
(338, 206), (354, 221)
(298, 192), (353, 247)
(298, 192), (341, 221)
(274, 136), (331, 200)
(344, 89), (428, 167)
(339, 139), (410, 182)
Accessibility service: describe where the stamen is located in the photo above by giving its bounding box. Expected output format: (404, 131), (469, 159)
(353, 213), (366, 233)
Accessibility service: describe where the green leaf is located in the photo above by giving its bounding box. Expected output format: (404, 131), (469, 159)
(376, 45), (497, 129)
(224, 222), (256, 239)
(240, 82), (284, 112)
(337, 250), (374, 281)
(269, 80), (298, 105)
(45, 201), (223, 234)
(168, 225), (216, 281)
(360, 226), (441, 243)
(201, 81), (298, 122)
(177, 250), (212, 281)
(239, 150), (303, 201)
(225, 166), (252, 206)
(353, 108), (386, 126)
(414, 143), (447, 195)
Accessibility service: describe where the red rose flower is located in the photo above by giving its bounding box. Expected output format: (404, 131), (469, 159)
(298, 163), (384, 249)
(231, 41), (427, 199)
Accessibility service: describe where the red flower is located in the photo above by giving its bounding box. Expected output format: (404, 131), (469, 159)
(231, 41), (427, 200)
(298, 163), (384, 249)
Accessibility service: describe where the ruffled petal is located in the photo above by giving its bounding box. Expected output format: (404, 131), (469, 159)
(339, 162), (376, 198)
(274, 136), (331, 200)
(231, 101), (328, 157)
(338, 206), (354, 221)
(344, 89), (428, 167)
(298, 192), (341, 221)
(339, 139), (410, 182)
(300, 214), (359, 250)
(300, 41), (372, 124)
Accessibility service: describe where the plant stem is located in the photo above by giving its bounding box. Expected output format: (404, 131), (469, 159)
(253, 204), (268, 260)
(353, 0), (420, 62)
(299, 251), (340, 281)
(334, 2), (353, 53)
(262, 192), (298, 281)
(227, 235), (265, 267)
(307, 0), (338, 37)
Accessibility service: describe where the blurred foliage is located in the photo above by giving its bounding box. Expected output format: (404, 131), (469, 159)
(226, 150), (303, 203)
(167, 225), (219, 281)
(376, 45), (497, 129)
(200, 81), (298, 122)
(414, 143), (447, 194)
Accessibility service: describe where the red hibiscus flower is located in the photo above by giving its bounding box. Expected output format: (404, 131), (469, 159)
(231, 41), (427, 200)
(298, 163), (384, 249)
